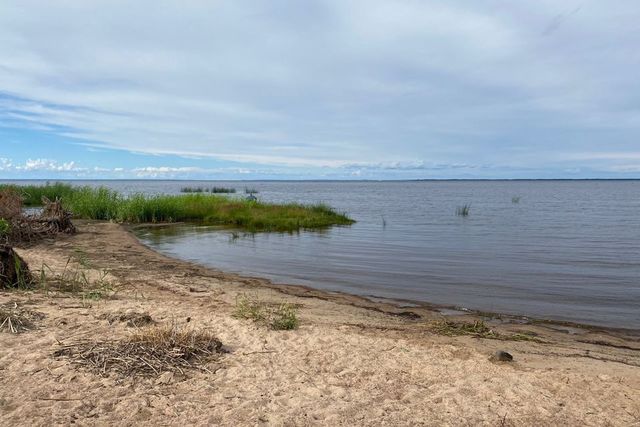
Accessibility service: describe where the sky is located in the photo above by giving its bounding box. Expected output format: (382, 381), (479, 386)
(1, 1), (639, 180)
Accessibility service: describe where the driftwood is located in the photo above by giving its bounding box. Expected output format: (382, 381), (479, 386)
(0, 245), (32, 289)
(0, 192), (75, 246)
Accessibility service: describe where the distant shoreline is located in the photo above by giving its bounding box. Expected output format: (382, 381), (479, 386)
(2, 178), (639, 182)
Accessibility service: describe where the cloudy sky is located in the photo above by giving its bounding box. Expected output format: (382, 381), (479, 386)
(1, 1), (639, 179)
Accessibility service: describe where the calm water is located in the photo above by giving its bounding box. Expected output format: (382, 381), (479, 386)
(5, 180), (640, 329)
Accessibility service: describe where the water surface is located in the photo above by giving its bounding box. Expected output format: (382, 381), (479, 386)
(4, 179), (639, 328)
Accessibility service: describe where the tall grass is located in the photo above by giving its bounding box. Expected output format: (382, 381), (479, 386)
(0, 182), (76, 206)
(456, 204), (471, 217)
(211, 187), (236, 194)
(4, 184), (355, 232)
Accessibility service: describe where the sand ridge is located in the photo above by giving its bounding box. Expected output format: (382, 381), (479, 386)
(0, 220), (639, 426)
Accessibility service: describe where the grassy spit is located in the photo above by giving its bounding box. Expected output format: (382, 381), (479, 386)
(0, 183), (355, 232)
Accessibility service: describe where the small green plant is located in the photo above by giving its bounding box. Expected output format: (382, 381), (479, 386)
(73, 248), (91, 268)
(233, 294), (267, 322)
(233, 294), (299, 330)
(0, 218), (10, 236)
(456, 204), (471, 217)
(511, 196), (521, 204)
(13, 256), (31, 289)
(269, 303), (299, 330)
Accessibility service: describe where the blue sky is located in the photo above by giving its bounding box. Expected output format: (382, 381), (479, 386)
(1, 1), (639, 180)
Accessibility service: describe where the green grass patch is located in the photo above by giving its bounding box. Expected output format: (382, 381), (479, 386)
(0, 184), (354, 232)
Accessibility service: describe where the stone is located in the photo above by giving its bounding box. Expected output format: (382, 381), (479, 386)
(490, 350), (514, 362)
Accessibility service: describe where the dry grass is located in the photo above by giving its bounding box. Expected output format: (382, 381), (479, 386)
(54, 323), (223, 377)
(432, 319), (497, 338)
(431, 319), (543, 342)
(0, 302), (45, 334)
(0, 188), (23, 220)
(100, 310), (154, 327)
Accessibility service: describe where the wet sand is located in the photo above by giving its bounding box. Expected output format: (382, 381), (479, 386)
(1, 220), (639, 426)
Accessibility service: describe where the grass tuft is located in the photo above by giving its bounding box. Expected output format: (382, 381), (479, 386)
(233, 294), (299, 330)
(511, 196), (521, 204)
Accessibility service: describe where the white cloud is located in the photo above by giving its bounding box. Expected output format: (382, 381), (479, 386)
(0, 1), (639, 175)
(17, 158), (82, 172)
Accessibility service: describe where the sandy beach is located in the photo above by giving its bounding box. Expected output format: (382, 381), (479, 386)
(1, 220), (639, 426)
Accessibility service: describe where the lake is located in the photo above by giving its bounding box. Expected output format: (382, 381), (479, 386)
(5, 179), (640, 329)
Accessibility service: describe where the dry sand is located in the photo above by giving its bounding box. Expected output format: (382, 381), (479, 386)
(1, 220), (639, 426)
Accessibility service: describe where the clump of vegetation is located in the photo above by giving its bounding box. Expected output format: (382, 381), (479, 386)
(211, 187), (236, 194)
(37, 257), (117, 304)
(432, 319), (496, 338)
(1, 184), (354, 232)
(430, 319), (542, 342)
(511, 196), (521, 204)
(181, 186), (205, 193)
(233, 294), (299, 330)
(244, 187), (259, 194)
(0, 182), (77, 206)
(54, 322), (223, 377)
(0, 302), (44, 334)
(181, 186), (237, 194)
(0, 219), (10, 238)
(456, 204), (471, 217)
(269, 303), (299, 330)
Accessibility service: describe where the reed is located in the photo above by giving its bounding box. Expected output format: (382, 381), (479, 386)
(181, 186), (236, 193)
(7, 185), (354, 232)
(456, 204), (471, 217)
(180, 186), (205, 193)
(211, 187), (236, 194)
(0, 182), (76, 206)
